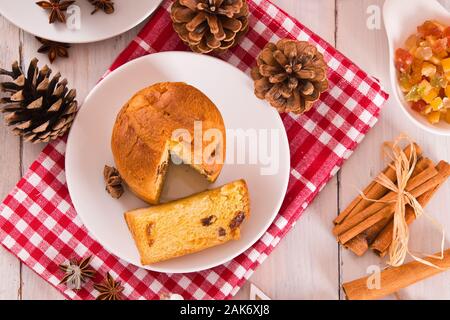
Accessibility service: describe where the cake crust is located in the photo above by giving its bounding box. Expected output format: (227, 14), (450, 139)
(112, 82), (226, 204)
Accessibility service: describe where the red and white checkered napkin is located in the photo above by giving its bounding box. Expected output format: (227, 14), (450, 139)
(0, 0), (388, 300)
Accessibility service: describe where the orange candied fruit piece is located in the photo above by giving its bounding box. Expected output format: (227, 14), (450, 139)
(442, 57), (450, 73)
(427, 111), (441, 124)
(446, 111), (450, 124)
(445, 85), (450, 98)
(411, 100), (427, 113)
(432, 38), (448, 58)
(409, 58), (423, 84)
(395, 48), (414, 73)
(444, 26), (450, 41)
(417, 20), (444, 38)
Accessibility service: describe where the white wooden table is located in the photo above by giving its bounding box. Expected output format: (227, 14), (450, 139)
(1, 0), (450, 300)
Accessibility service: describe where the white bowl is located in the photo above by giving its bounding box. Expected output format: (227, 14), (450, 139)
(384, 0), (450, 135)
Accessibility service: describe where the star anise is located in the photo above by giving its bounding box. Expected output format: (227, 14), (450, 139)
(36, 37), (71, 63)
(36, 0), (76, 24)
(94, 273), (124, 300)
(59, 256), (96, 291)
(87, 0), (115, 15)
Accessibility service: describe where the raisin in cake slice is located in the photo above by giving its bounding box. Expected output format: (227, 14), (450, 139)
(125, 180), (250, 265)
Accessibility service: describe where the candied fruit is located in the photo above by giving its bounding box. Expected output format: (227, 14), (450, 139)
(430, 97), (443, 110)
(430, 73), (448, 88)
(418, 79), (432, 95)
(446, 110), (450, 124)
(422, 88), (440, 104)
(395, 48), (413, 73)
(405, 35), (418, 50)
(411, 100), (427, 112)
(399, 75), (413, 92)
(397, 20), (450, 124)
(415, 47), (433, 60)
(418, 21), (444, 38)
(443, 97), (450, 109)
(432, 38), (448, 57)
(427, 111), (441, 124)
(444, 26), (450, 41)
(430, 56), (442, 65)
(442, 57), (450, 73)
(409, 59), (423, 84)
(421, 62), (437, 77)
(405, 85), (421, 102)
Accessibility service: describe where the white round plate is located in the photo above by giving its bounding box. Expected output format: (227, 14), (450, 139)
(66, 51), (291, 273)
(0, 0), (162, 44)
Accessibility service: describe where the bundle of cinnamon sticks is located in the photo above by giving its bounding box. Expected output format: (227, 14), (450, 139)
(333, 143), (450, 258)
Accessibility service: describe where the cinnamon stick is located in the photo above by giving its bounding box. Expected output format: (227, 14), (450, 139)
(337, 164), (449, 244)
(344, 234), (368, 256)
(371, 188), (437, 257)
(339, 204), (395, 244)
(334, 144), (422, 225)
(345, 158), (433, 255)
(333, 165), (439, 237)
(343, 248), (450, 300)
(344, 216), (392, 256)
(371, 161), (449, 256)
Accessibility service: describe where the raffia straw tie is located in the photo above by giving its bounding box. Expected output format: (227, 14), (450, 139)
(360, 135), (445, 269)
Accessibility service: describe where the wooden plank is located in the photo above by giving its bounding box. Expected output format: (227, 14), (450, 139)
(18, 21), (145, 300)
(2, 0), (340, 300)
(234, 182), (340, 299)
(337, 0), (450, 300)
(0, 14), (22, 300)
(234, 0), (339, 300)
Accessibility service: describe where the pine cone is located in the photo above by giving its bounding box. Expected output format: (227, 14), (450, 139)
(0, 58), (78, 143)
(171, 0), (249, 54)
(251, 39), (329, 114)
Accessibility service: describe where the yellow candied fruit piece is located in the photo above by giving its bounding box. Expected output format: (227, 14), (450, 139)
(422, 88), (440, 103)
(428, 111), (441, 124)
(442, 57), (450, 73)
(431, 97), (443, 111)
(422, 105), (432, 115)
(446, 73), (450, 82)
(418, 79), (432, 93)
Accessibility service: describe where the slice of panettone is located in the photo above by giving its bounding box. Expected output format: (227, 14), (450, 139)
(125, 180), (250, 265)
